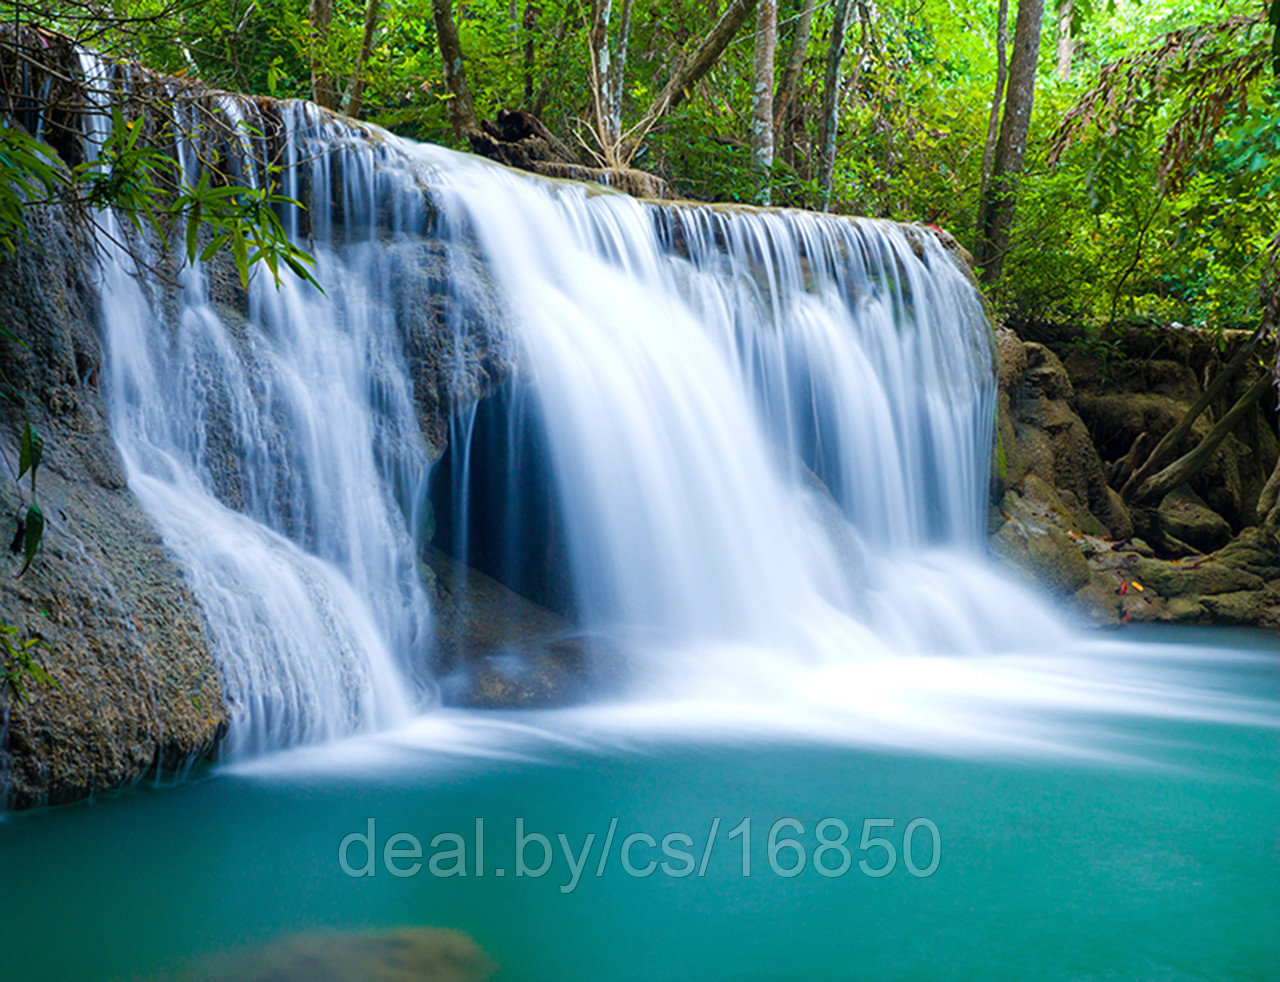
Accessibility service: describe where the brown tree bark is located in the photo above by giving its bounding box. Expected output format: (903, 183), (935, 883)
(431, 0), (480, 140)
(974, 0), (1045, 284)
(308, 0), (338, 110)
(750, 0), (777, 203)
(980, 0), (1008, 191)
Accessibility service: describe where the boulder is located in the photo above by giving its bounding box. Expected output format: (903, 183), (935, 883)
(1128, 557), (1263, 598)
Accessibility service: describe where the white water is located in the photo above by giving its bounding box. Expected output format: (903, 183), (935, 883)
(68, 61), (1269, 764)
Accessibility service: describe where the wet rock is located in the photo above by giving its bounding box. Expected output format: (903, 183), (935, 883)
(995, 334), (1131, 538)
(530, 161), (671, 199)
(427, 549), (607, 708)
(1200, 590), (1272, 626)
(1210, 526), (1280, 581)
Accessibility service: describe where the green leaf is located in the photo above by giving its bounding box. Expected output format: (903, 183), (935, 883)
(18, 423), (43, 482)
(185, 210), (200, 263)
(232, 232), (249, 287)
(20, 504), (44, 574)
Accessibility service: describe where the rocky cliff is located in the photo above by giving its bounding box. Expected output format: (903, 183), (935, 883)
(990, 321), (1280, 629)
(0, 203), (228, 809)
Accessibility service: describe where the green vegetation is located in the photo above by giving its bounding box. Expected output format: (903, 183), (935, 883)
(4, 0), (1273, 330)
(0, 2), (1275, 322)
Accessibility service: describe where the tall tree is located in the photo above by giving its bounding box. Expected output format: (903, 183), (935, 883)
(1055, 0), (1075, 80)
(608, 0), (633, 147)
(818, 0), (855, 208)
(751, 0), (777, 203)
(522, 1), (539, 106)
(308, 0), (338, 110)
(774, 0), (817, 163)
(431, 0), (480, 140)
(588, 0), (614, 159)
(980, 0), (1009, 191)
(586, 0), (633, 163)
(974, 0), (1045, 283)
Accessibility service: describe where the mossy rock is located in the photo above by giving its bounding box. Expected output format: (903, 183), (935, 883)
(1129, 558), (1263, 598)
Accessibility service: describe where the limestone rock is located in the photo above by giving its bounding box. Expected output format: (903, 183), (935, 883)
(991, 491), (1092, 596)
(996, 337), (1131, 538)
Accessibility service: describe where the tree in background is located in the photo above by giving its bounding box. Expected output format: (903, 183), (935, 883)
(974, 0), (1044, 284)
(430, 0), (479, 139)
(750, 0), (776, 202)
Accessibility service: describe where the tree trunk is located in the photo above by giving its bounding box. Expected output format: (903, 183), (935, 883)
(609, 0), (633, 146)
(1132, 372), (1275, 507)
(980, 0), (1009, 192)
(818, 0), (854, 209)
(308, 0), (338, 110)
(431, 0), (480, 140)
(588, 0), (613, 158)
(1055, 0), (1074, 80)
(750, 0), (777, 203)
(974, 0), (1045, 284)
(624, 0), (758, 162)
(523, 1), (539, 106)
(342, 0), (384, 119)
(1121, 323), (1270, 500)
(774, 0), (816, 154)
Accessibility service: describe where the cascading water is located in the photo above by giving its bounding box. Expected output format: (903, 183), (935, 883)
(77, 55), (1068, 756)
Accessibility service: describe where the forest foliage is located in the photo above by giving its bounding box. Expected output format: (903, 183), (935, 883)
(1, 0), (1278, 327)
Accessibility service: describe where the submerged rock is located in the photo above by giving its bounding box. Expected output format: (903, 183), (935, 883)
(170, 927), (493, 982)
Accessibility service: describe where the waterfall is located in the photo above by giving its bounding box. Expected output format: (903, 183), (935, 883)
(76, 58), (1066, 754)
